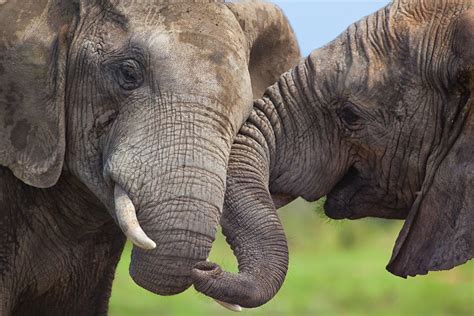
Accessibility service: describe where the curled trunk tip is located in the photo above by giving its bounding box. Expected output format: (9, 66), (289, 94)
(192, 258), (286, 309)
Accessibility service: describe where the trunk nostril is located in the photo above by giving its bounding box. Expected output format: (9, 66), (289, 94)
(193, 261), (222, 276)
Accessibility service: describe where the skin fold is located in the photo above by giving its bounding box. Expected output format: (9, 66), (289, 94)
(0, 0), (300, 314)
(194, 0), (474, 308)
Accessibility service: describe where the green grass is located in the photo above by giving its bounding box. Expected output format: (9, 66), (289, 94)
(110, 199), (474, 316)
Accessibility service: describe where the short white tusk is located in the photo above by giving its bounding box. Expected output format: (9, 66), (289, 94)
(114, 184), (156, 250)
(214, 299), (242, 312)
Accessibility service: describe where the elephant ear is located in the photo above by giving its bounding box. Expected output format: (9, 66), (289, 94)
(226, 0), (301, 98)
(387, 9), (474, 277)
(0, 1), (75, 188)
(387, 92), (473, 277)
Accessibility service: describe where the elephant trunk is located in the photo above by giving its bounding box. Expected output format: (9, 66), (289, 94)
(129, 168), (224, 295)
(192, 121), (288, 308)
(193, 42), (348, 306)
(192, 194), (288, 308)
(104, 96), (233, 295)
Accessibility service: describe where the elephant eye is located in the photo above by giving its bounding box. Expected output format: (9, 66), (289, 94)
(337, 103), (361, 127)
(115, 59), (144, 91)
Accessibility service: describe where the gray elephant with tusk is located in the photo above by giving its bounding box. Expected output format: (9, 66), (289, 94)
(0, 0), (300, 314)
(193, 0), (474, 309)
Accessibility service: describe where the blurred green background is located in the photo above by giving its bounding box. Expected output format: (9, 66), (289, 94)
(109, 199), (474, 316)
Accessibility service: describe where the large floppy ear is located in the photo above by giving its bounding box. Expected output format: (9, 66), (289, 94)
(226, 0), (301, 98)
(387, 9), (474, 277)
(387, 105), (473, 277)
(0, 1), (76, 188)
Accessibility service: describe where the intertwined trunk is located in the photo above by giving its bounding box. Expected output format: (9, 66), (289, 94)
(192, 35), (352, 306)
(104, 95), (233, 294)
(193, 118), (288, 307)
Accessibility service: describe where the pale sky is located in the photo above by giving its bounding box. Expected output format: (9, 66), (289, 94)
(271, 1), (391, 56)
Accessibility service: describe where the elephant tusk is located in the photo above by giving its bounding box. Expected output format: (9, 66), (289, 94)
(214, 299), (242, 312)
(114, 184), (156, 250)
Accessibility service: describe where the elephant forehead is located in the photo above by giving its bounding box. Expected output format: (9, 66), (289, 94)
(122, 5), (252, 117)
(125, 2), (246, 49)
(123, 2), (249, 70)
(136, 29), (252, 123)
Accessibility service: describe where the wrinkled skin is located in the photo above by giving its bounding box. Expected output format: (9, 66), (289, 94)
(0, 0), (300, 314)
(193, 0), (474, 308)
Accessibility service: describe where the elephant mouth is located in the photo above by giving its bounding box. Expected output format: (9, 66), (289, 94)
(324, 167), (358, 220)
(324, 167), (411, 220)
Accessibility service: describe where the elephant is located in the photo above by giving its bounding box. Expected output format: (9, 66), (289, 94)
(192, 0), (474, 309)
(0, 0), (300, 314)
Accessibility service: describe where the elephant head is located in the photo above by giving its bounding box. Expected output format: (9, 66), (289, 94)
(0, 0), (300, 296)
(192, 0), (473, 308)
